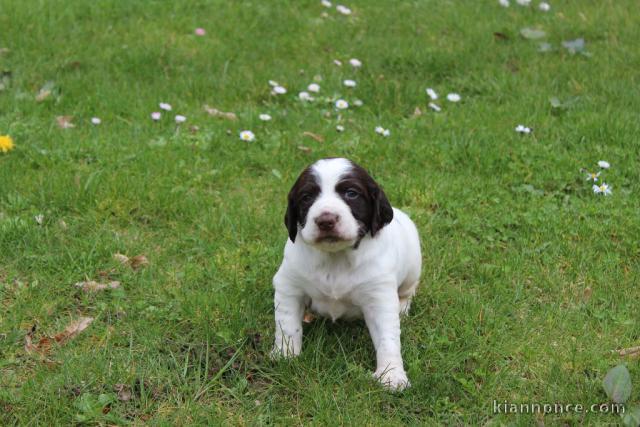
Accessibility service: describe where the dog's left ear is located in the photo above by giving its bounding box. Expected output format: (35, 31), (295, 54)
(369, 183), (393, 236)
(284, 192), (298, 243)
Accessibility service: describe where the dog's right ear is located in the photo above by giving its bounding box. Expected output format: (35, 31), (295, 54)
(284, 192), (298, 243)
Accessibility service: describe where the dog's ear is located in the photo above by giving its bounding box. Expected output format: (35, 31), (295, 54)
(284, 192), (298, 243)
(369, 183), (394, 237)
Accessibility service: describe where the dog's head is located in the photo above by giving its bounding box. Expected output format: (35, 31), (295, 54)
(284, 158), (393, 252)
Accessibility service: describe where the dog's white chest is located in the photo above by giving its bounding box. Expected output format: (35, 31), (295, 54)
(306, 270), (362, 320)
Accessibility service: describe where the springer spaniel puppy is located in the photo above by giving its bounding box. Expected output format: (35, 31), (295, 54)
(272, 158), (421, 390)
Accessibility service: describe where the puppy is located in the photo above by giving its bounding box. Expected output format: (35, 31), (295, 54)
(271, 158), (421, 390)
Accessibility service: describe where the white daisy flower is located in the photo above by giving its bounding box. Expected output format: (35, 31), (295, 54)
(259, 114), (272, 121)
(336, 5), (352, 15)
(598, 160), (610, 169)
(34, 214), (44, 225)
(428, 102), (441, 112)
(426, 88), (438, 100)
(321, 0), (332, 7)
(343, 79), (357, 88)
(268, 80), (279, 87)
(298, 91), (314, 101)
(515, 124), (532, 134)
(272, 85), (287, 95)
(516, 0), (531, 5)
(159, 102), (172, 111)
(308, 83), (320, 93)
(151, 112), (161, 121)
(335, 99), (349, 109)
(593, 183), (612, 196)
(446, 93), (461, 102)
(334, 59), (343, 67)
(91, 117), (101, 125)
(585, 171), (601, 182)
(336, 125), (345, 132)
(175, 115), (186, 123)
(499, 0), (510, 6)
(375, 126), (390, 137)
(353, 99), (363, 107)
(240, 130), (255, 142)
(538, 2), (550, 11)
(349, 58), (362, 68)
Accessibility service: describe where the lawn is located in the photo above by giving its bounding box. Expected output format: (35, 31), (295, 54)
(1, 0), (640, 424)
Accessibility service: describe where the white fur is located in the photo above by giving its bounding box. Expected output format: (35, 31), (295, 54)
(272, 158), (422, 391)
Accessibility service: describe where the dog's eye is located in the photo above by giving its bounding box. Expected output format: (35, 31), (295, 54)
(345, 189), (360, 200)
(300, 193), (314, 203)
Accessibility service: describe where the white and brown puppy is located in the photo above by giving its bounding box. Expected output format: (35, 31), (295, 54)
(272, 158), (421, 390)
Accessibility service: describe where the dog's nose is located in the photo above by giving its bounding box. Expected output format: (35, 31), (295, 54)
(315, 213), (339, 231)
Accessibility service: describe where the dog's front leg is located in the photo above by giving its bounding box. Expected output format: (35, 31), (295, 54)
(361, 288), (409, 391)
(271, 288), (305, 358)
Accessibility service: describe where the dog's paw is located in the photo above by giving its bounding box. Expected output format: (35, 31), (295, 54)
(374, 367), (411, 391)
(270, 344), (300, 360)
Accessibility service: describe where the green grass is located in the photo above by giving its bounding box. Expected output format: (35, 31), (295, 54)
(2, 0), (640, 424)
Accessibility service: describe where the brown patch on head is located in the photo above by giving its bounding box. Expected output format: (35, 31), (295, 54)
(335, 161), (393, 238)
(284, 167), (321, 242)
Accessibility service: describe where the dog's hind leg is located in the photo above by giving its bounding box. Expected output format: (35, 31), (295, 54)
(398, 280), (419, 316)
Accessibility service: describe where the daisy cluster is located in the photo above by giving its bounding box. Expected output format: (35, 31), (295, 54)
(253, 54), (394, 139)
(499, 0), (551, 11)
(425, 87), (461, 112)
(585, 161), (613, 196)
(321, 1), (353, 16)
(150, 102), (188, 124)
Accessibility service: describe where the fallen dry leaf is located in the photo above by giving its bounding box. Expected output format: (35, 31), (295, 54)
(203, 105), (238, 121)
(113, 253), (149, 270)
(302, 131), (324, 143)
(129, 255), (149, 269)
(412, 107), (423, 117)
(24, 317), (93, 358)
(303, 312), (316, 323)
(75, 280), (120, 292)
(35, 89), (51, 102)
(615, 346), (640, 357)
(113, 253), (129, 264)
(56, 115), (75, 129)
(53, 317), (94, 344)
(114, 384), (132, 402)
(297, 145), (312, 153)
(24, 325), (38, 354)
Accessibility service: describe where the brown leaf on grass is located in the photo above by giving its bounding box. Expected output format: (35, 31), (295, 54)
(75, 280), (120, 292)
(302, 131), (324, 143)
(113, 253), (129, 264)
(412, 107), (423, 118)
(113, 384), (132, 402)
(56, 115), (75, 129)
(297, 145), (312, 153)
(582, 287), (592, 303)
(493, 31), (509, 41)
(24, 317), (93, 357)
(113, 253), (149, 269)
(25, 326), (53, 355)
(53, 317), (94, 344)
(303, 312), (316, 323)
(24, 325), (38, 354)
(615, 346), (640, 358)
(203, 105), (238, 120)
(35, 89), (51, 102)
(129, 255), (149, 269)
